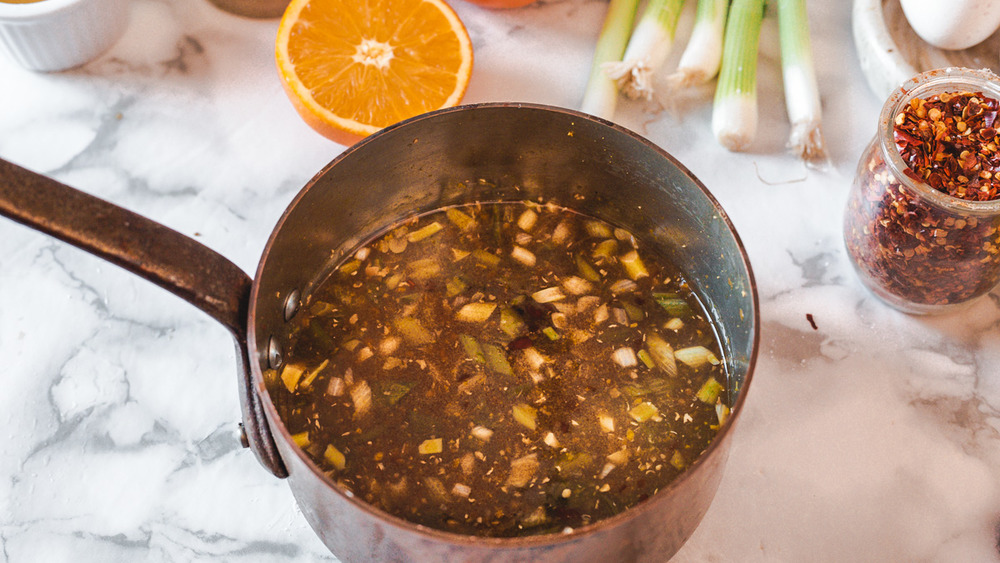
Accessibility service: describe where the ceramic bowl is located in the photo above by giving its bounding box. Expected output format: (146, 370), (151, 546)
(852, 0), (1000, 97)
(0, 0), (129, 72)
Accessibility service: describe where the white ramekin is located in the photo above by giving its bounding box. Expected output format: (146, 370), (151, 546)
(0, 0), (129, 72)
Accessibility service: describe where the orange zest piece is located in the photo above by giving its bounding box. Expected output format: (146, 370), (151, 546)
(276, 0), (474, 146)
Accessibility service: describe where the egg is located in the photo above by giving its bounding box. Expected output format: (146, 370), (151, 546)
(899, 0), (1000, 50)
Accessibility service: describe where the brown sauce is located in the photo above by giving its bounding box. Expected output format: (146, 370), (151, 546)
(271, 201), (728, 537)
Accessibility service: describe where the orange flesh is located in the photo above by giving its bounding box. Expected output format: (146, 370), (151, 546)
(277, 0), (473, 144)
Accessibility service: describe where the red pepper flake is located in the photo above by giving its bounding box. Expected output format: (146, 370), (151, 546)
(893, 91), (1000, 202)
(844, 90), (1000, 309)
(806, 313), (817, 330)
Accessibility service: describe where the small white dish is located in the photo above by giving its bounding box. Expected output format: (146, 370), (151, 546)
(852, 0), (1000, 98)
(0, 0), (129, 72)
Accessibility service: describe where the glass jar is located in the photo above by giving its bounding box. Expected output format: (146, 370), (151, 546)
(844, 67), (1000, 314)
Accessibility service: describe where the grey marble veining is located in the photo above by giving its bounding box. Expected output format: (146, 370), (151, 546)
(2, 0), (1000, 561)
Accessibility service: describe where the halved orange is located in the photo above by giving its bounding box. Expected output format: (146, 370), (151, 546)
(276, 0), (474, 146)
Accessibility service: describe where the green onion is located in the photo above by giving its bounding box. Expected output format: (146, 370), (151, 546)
(424, 476), (448, 501)
(418, 438), (443, 455)
(620, 250), (649, 280)
(607, 449), (629, 465)
(521, 506), (549, 527)
(452, 483), (472, 499)
(669, 449), (686, 470)
(350, 380), (372, 416)
(482, 343), (514, 376)
(522, 346), (546, 370)
(472, 249), (500, 267)
(291, 431), (311, 448)
(513, 403), (538, 431)
(406, 221), (442, 242)
(455, 302), (498, 323)
(384, 382), (413, 406)
(664, 317), (685, 331)
(471, 425), (494, 441)
(612, 347), (638, 367)
(629, 401), (659, 422)
(653, 292), (692, 316)
(299, 359), (328, 389)
(585, 220), (615, 239)
(385, 272), (404, 289)
(445, 276), (467, 297)
(532, 287), (566, 303)
(557, 451), (595, 476)
(776, 0), (827, 163)
(280, 363), (305, 393)
(324, 444), (346, 470)
(593, 239), (619, 261)
(622, 298), (645, 321)
(472, 248), (500, 268)
(645, 333), (678, 377)
(598, 413), (616, 432)
(457, 373), (486, 395)
(506, 453), (539, 488)
(562, 275), (594, 295)
(581, 0), (640, 119)
(666, 0), (728, 89)
(676, 345), (720, 368)
(517, 208), (538, 231)
(510, 246), (537, 267)
(339, 259), (362, 275)
(459, 334), (486, 364)
(406, 258), (440, 280)
(309, 300), (336, 316)
(711, 0), (766, 152)
(696, 376), (724, 403)
(716, 402), (731, 425)
(575, 254), (602, 282)
(605, 0), (686, 100)
(637, 348), (656, 370)
(544, 432), (561, 448)
(499, 307), (525, 337)
(446, 207), (476, 231)
(393, 317), (434, 346)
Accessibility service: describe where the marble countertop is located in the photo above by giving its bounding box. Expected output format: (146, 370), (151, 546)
(3, 0), (1000, 561)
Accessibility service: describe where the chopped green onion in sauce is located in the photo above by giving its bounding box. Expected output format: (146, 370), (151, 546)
(273, 201), (728, 537)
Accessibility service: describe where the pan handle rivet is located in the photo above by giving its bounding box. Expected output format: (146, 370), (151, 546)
(238, 423), (250, 448)
(283, 289), (300, 321)
(267, 337), (283, 370)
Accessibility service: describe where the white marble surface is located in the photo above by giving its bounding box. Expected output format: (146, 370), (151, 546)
(2, 1), (999, 561)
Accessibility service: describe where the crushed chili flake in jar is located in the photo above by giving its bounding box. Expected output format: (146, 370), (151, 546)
(844, 69), (1000, 314)
(893, 91), (1000, 202)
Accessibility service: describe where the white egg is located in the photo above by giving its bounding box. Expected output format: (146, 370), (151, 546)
(899, 0), (1000, 50)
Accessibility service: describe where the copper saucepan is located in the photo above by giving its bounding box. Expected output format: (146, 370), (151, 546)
(0, 103), (759, 562)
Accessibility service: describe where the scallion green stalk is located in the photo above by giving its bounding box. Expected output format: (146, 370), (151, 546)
(711, 0), (765, 151)
(665, 0), (728, 90)
(581, 0), (641, 119)
(604, 0), (686, 100)
(777, 0), (827, 163)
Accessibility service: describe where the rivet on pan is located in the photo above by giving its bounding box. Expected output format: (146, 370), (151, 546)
(238, 423), (250, 449)
(283, 289), (300, 321)
(267, 337), (283, 370)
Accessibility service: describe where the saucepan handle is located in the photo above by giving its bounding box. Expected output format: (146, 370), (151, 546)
(0, 158), (287, 478)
